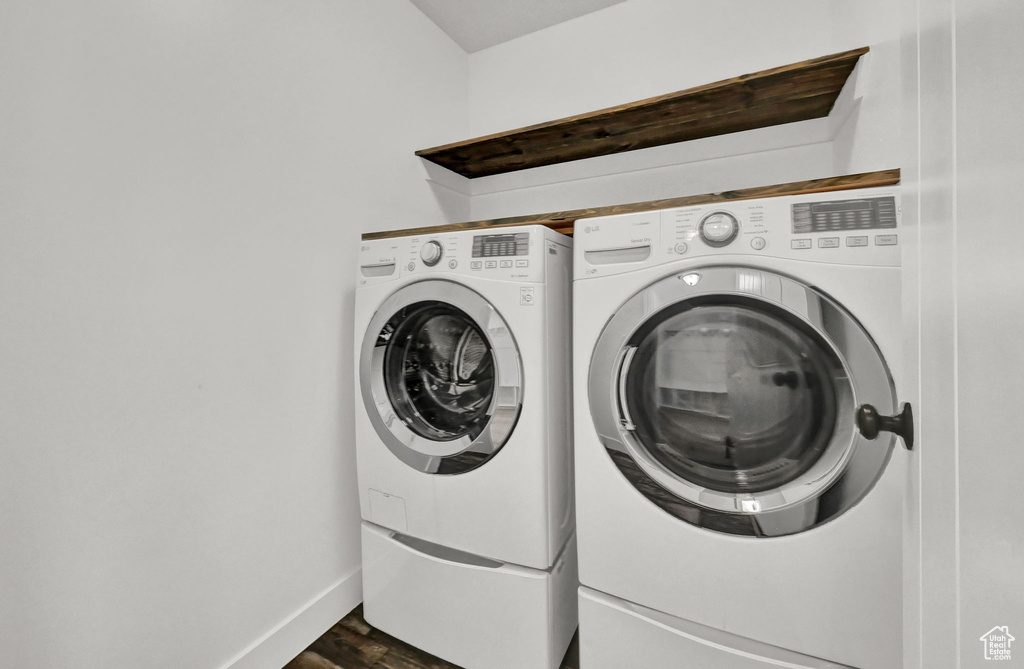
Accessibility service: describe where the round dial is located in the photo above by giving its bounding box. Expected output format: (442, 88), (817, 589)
(699, 212), (740, 247)
(419, 240), (444, 266)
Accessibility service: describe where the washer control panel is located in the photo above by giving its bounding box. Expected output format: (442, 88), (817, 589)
(358, 227), (570, 286)
(472, 232), (529, 259)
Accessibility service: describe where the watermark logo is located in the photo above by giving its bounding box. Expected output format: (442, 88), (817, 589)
(980, 626), (1014, 661)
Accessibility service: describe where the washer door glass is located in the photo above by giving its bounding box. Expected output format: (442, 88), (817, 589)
(383, 301), (495, 442)
(360, 279), (524, 475)
(624, 302), (840, 494)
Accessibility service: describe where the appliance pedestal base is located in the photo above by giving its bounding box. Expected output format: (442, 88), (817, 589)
(361, 522), (577, 669)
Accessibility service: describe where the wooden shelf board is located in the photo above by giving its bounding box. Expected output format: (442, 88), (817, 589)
(362, 168), (900, 241)
(416, 47), (869, 179)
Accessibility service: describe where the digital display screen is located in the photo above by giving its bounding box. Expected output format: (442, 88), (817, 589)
(472, 232), (530, 258)
(812, 201), (872, 213)
(792, 196), (897, 234)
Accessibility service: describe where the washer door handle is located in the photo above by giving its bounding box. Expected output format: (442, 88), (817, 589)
(856, 402), (914, 450)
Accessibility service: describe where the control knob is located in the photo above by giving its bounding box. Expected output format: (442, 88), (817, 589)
(699, 212), (739, 247)
(419, 240), (443, 266)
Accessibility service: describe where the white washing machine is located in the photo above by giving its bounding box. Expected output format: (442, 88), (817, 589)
(354, 225), (577, 669)
(573, 188), (913, 669)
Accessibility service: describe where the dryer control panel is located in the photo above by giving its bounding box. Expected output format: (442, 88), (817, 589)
(575, 187), (901, 280)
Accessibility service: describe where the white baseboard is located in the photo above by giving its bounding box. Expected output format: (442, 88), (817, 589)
(219, 567), (363, 669)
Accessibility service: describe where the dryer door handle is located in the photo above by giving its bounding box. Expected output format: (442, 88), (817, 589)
(856, 402), (914, 450)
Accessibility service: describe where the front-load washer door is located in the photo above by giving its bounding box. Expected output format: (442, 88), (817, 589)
(589, 266), (899, 536)
(360, 280), (523, 475)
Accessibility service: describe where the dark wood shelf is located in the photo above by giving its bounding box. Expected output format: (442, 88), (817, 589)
(416, 47), (869, 179)
(362, 168), (899, 240)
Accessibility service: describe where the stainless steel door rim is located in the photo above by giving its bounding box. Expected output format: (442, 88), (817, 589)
(361, 280), (523, 474)
(589, 265), (897, 536)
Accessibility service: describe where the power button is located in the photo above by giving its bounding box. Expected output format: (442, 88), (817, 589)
(520, 287), (535, 306)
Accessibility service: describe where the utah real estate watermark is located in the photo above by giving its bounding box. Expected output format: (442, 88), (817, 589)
(980, 626), (1014, 661)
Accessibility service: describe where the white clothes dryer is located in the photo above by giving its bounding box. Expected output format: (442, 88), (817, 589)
(573, 188), (912, 669)
(355, 226), (576, 669)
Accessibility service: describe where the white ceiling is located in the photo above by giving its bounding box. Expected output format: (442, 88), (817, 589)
(409, 0), (626, 53)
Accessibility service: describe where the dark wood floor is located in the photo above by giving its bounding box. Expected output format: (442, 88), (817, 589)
(284, 604), (580, 669)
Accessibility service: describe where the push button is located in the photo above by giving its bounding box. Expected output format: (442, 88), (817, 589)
(500, 260), (512, 268)
(875, 234), (898, 246)
(448, 260), (458, 269)
(470, 261), (482, 270)
(674, 242), (689, 255)
(818, 237), (840, 248)
(485, 260), (497, 269)
(515, 260), (529, 267)
(750, 237), (766, 250)
(791, 239), (812, 250)
(846, 236), (869, 247)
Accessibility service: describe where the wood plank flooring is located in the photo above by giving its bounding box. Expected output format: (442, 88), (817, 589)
(283, 604), (580, 669)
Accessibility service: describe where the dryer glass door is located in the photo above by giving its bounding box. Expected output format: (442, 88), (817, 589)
(589, 266), (897, 536)
(360, 280), (523, 475)
(623, 302), (840, 495)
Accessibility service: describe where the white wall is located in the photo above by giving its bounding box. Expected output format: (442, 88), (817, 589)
(830, 0), (903, 176)
(468, 0), (833, 138)
(902, 0), (1024, 666)
(0, 2), (466, 668)
(954, 0), (1024, 663)
(462, 0), (853, 223)
(900, 0), (959, 664)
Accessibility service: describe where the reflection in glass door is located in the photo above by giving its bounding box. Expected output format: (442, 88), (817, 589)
(623, 301), (842, 494)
